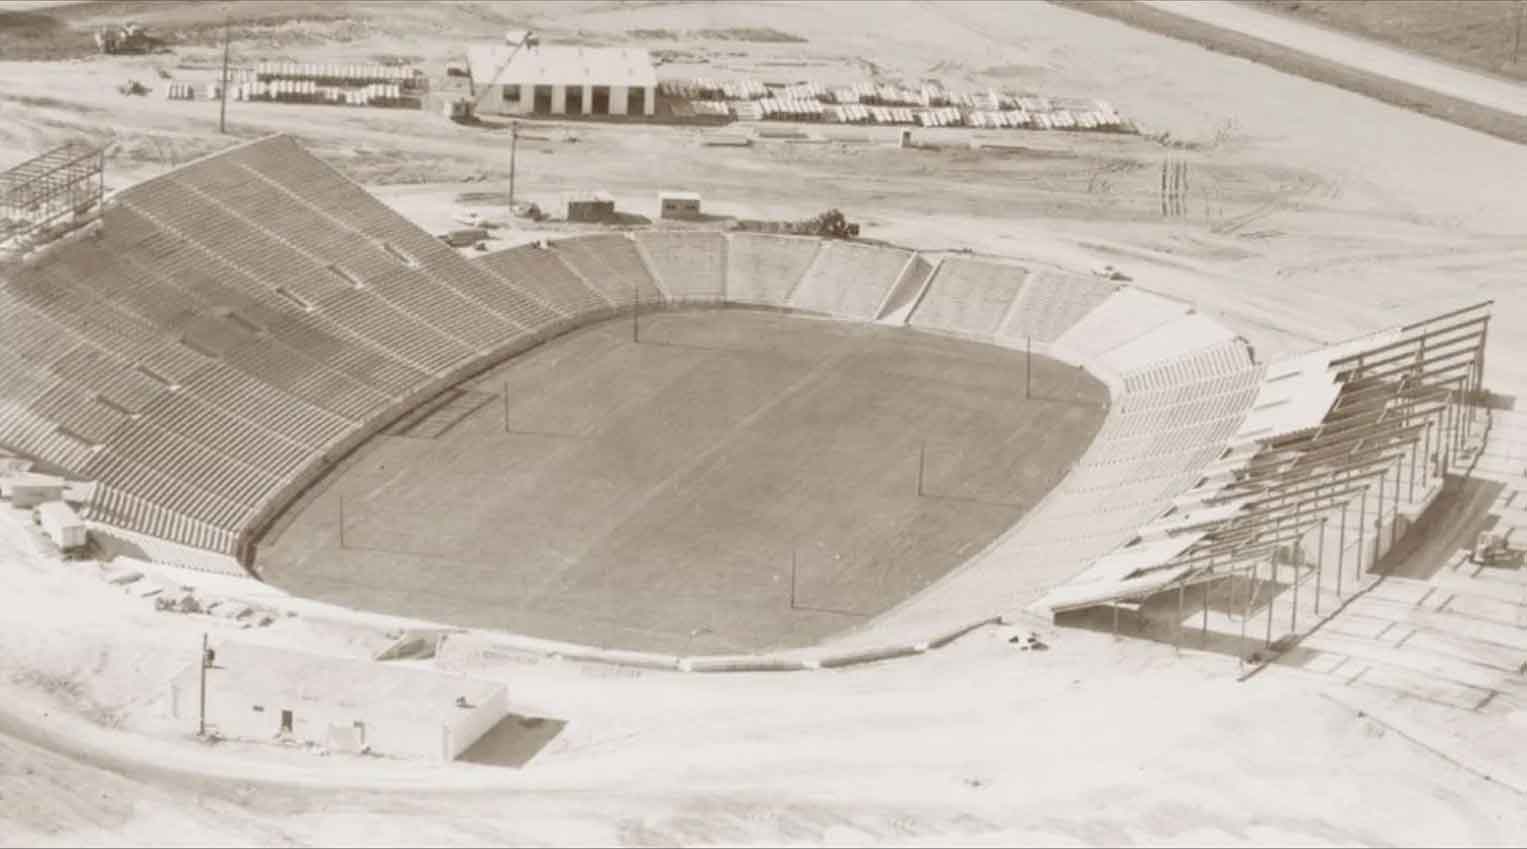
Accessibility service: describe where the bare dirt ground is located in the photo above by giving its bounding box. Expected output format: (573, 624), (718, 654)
(1249, 0), (1527, 83)
(257, 310), (1105, 655)
(2, 1), (1527, 845)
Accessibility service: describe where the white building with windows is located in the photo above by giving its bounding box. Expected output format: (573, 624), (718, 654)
(465, 43), (658, 117)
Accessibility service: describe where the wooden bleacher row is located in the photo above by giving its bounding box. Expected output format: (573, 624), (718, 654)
(476, 243), (610, 318)
(220, 138), (562, 335)
(1121, 340), (1251, 395)
(32, 248), (391, 424)
(101, 207), (429, 398)
(87, 484), (239, 554)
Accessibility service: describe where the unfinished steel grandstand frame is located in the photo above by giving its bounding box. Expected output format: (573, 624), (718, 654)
(0, 142), (106, 253)
(1068, 301), (1493, 646)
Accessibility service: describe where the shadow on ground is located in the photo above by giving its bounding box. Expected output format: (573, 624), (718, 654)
(458, 713), (567, 769)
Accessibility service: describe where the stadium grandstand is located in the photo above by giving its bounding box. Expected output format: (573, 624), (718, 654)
(0, 133), (1493, 664)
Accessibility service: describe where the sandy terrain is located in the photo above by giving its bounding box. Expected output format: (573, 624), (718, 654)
(1147, 0), (1527, 116)
(1, 1), (1525, 845)
(1250, 0), (1527, 83)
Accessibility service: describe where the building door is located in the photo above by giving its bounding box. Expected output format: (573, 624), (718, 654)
(591, 86), (610, 115)
(280, 709), (293, 734)
(565, 85), (584, 115)
(534, 85), (554, 114)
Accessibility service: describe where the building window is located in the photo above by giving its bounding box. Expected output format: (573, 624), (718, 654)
(253, 705), (265, 712)
(503, 85), (521, 105)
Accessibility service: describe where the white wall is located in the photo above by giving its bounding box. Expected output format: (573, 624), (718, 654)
(609, 85), (629, 116)
(551, 84), (567, 115)
(642, 85), (656, 116)
(444, 686), (510, 760)
(168, 664), (496, 762)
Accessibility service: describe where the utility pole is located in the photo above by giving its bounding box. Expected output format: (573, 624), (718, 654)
(789, 548), (798, 610)
(507, 120), (520, 218)
(218, 11), (232, 135)
(197, 633), (210, 737)
(1514, 0), (1525, 68)
(1025, 336), (1032, 400)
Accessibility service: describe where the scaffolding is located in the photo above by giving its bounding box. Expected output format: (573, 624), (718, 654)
(0, 142), (107, 255)
(1045, 301), (1493, 649)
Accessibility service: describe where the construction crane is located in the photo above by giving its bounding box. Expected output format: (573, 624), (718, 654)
(448, 29), (538, 124)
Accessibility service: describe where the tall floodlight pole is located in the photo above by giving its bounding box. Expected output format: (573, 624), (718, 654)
(218, 12), (232, 134)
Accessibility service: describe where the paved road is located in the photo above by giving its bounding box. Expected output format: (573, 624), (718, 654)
(1142, 0), (1527, 118)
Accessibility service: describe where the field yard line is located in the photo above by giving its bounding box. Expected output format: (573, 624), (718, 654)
(1140, 0), (1527, 117)
(514, 340), (858, 609)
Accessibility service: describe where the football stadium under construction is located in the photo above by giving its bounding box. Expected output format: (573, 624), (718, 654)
(0, 133), (1498, 669)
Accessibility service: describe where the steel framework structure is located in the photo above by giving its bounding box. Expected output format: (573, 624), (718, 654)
(1048, 302), (1493, 646)
(0, 142), (107, 254)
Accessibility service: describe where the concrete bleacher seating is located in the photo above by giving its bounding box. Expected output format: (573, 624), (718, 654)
(477, 243), (613, 319)
(633, 231), (727, 303)
(0, 127), (1276, 626)
(549, 234), (665, 306)
(724, 234), (821, 307)
(787, 241), (911, 320)
(998, 269), (1117, 344)
(908, 257), (1028, 337)
(1052, 288), (1194, 365)
(877, 253), (936, 322)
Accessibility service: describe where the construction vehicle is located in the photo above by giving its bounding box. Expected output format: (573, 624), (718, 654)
(1472, 530), (1514, 565)
(448, 29), (538, 125)
(95, 22), (154, 55)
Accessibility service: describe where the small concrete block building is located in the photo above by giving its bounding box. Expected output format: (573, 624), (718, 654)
(563, 190), (615, 222)
(466, 44), (657, 117)
(36, 500), (87, 551)
(1, 472), (68, 508)
(168, 642), (509, 762)
(659, 191), (701, 220)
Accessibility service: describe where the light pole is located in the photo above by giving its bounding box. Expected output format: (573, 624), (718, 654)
(218, 11), (231, 134)
(198, 633), (215, 737)
(507, 120), (520, 219)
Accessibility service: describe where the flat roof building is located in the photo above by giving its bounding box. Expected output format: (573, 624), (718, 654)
(563, 190), (615, 222)
(466, 44), (657, 117)
(659, 191), (702, 220)
(167, 642), (509, 762)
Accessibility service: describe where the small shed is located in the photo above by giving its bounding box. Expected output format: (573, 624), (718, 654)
(2, 472), (68, 508)
(563, 190), (614, 222)
(167, 642), (509, 762)
(658, 191), (701, 220)
(36, 500), (87, 551)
